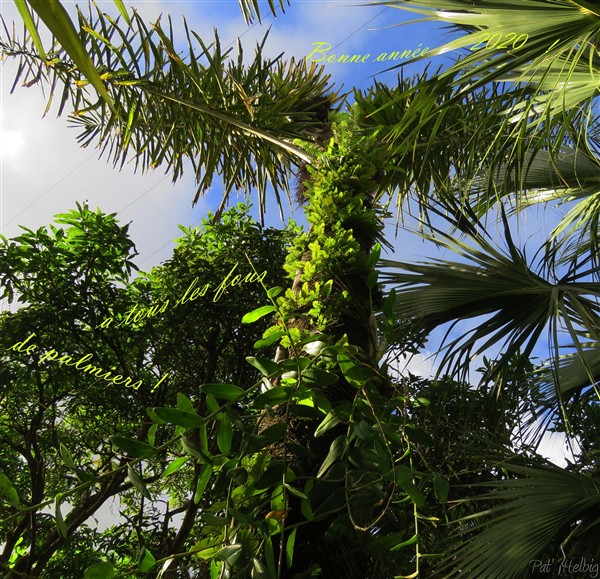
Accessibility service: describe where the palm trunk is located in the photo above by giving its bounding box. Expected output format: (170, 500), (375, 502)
(269, 112), (388, 577)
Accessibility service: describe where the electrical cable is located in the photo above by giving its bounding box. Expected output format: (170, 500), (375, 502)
(3, 151), (96, 228)
(331, 7), (389, 52)
(137, 216), (203, 267)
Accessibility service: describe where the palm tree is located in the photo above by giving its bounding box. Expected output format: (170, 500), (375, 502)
(369, 0), (600, 575)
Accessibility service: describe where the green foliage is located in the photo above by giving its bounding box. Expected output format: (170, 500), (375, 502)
(235, 112), (442, 577)
(265, 110), (387, 358)
(0, 203), (293, 576)
(5, 1), (600, 576)
(83, 561), (116, 578)
(0, 184), (439, 578)
(380, 205), (600, 394)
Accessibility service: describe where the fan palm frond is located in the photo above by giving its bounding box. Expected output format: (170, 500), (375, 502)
(371, 0), (600, 230)
(379, 205), (600, 399)
(375, 0), (600, 128)
(439, 459), (600, 577)
(536, 340), (600, 402)
(466, 143), (600, 265)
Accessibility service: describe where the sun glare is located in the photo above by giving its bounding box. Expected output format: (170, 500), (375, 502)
(0, 130), (25, 159)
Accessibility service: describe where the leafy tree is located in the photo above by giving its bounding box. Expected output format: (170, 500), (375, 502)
(0, 202), (295, 576)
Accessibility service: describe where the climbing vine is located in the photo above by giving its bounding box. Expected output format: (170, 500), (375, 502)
(265, 109), (387, 355)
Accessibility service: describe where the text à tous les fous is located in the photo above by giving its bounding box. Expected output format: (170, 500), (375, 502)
(96, 263), (267, 329)
(8, 263), (267, 392)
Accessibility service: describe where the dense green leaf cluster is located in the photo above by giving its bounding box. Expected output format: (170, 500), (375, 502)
(265, 111), (386, 356)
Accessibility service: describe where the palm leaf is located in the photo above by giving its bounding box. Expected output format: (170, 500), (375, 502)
(237, 0), (289, 24)
(439, 459), (600, 577)
(536, 340), (600, 401)
(371, 0), (600, 228)
(352, 72), (524, 216)
(12, 0), (45, 57)
(21, 0), (119, 115)
(5, 4), (528, 223)
(477, 147), (600, 208)
(1, 5), (341, 218)
(379, 204), (600, 394)
(468, 144), (600, 263)
(376, 0), (600, 118)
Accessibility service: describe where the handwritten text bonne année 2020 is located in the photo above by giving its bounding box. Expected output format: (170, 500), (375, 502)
(8, 263), (267, 392)
(306, 41), (430, 65)
(306, 33), (530, 65)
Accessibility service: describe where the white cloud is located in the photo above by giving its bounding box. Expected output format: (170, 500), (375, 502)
(527, 425), (581, 468)
(397, 350), (438, 378)
(0, 128), (24, 160)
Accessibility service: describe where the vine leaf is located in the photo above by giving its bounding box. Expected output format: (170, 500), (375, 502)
(0, 471), (21, 508)
(315, 411), (342, 438)
(317, 435), (346, 478)
(83, 561), (116, 578)
(193, 463), (213, 504)
(242, 305), (277, 324)
(286, 527), (297, 568)
(152, 407), (204, 428)
(246, 356), (281, 377)
(181, 436), (211, 462)
(434, 473), (450, 503)
(138, 546), (157, 571)
(252, 386), (293, 408)
(163, 456), (189, 478)
(217, 419), (233, 455)
(60, 443), (77, 470)
(200, 383), (245, 401)
(110, 435), (156, 458)
(254, 330), (286, 349)
(405, 425), (434, 447)
(220, 544), (243, 567)
(128, 465), (152, 500)
(252, 558), (271, 579)
(55, 494), (68, 538)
